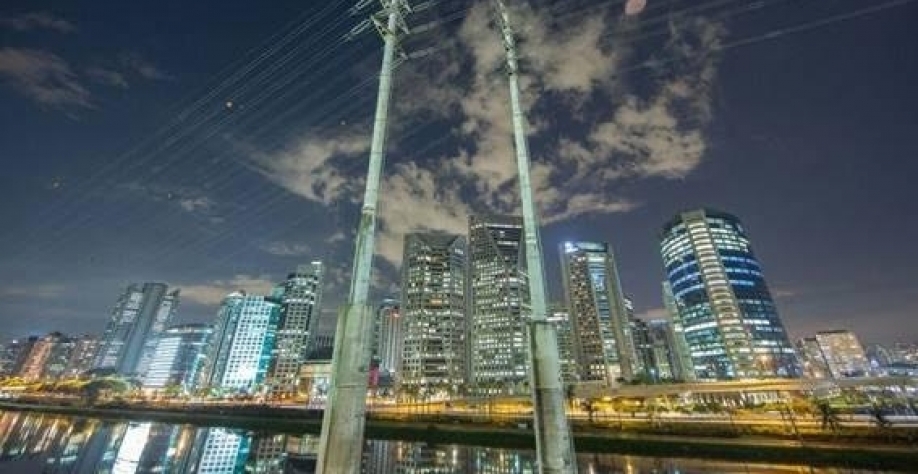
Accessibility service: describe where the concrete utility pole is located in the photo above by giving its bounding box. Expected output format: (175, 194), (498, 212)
(315, 1), (411, 473)
(492, 1), (578, 472)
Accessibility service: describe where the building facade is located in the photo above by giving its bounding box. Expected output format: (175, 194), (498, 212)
(199, 292), (280, 395)
(560, 241), (636, 384)
(267, 262), (324, 397)
(468, 215), (529, 395)
(64, 335), (100, 378)
(548, 304), (578, 385)
(94, 283), (179, 379)
(661, 209), (799, 380)
(796, 337), (830, 379)
(19, 332), (73, 381)
(1, 336), (38, 378)
(814, 330), (870, 379)
(144, 324), (213, 392)
(400, 233), (467, 397)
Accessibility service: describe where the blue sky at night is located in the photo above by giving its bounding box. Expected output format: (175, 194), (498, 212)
(1, 0), (916, 343)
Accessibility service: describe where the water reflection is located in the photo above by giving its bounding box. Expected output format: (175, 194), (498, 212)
(0, 411), (900, 473)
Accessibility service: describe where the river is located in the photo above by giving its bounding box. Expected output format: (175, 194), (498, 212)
(0, 410), (905, 473)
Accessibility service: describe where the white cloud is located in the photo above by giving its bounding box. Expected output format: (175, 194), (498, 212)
(85, 67), (128, 89)
(1, 284), (66, 299)
(0, 48), (92, 109)
(179, 275), (277, 306)
(119, 53), (171, 81)
(259, 241), (312, 257)
(325, 231), (347, 244)
(249, 3), (726, 267)
(249, 131), (369, 204)
(178, 196), (215, 213)
(636, 307), (670, 321)
(0, 12), (75, 33)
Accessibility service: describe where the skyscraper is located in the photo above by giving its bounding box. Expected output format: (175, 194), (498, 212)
(199, 292), (280, 395)
(400, 233), (467, 397)
(64, 335), (100, 379)
(374, 299), (403, 379)
(660, 209), (799, 380)
(662, 281), (696, 382)
(19, 332), (73, 381)
(468, 215), (529, 395)
(559, 241), (636, 384)
(547, 304), (578, 385)
(95, 283), (179, 379)
(0, 337), (37, 377)
(144, 324), (212, 392)
(268, 262), (324, 397)
(814, 330), (870, 379)
(796, 336), (831, 379)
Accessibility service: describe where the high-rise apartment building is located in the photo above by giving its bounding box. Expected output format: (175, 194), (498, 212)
(95, 283), (179, 379)
(375, 299), (403, 378)
(560, 241), (636, 384)
(468, 215), (529, 395)
(796, 336), (831, 379)
(400, 233), (467, 397)
(814, 330), (870, 379)
(1, 336), (37, 377)
(661, 209), (799, 380)
(19, 332), (73, 381)
(144, 324), (212, 392)
(267, 262), (323, 396)
(199, 292), (280, 394)
(64, 335), (100, 378)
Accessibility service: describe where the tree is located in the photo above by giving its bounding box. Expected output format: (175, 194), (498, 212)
(869, 403), (892, 429)
(817, 400), (841, 432)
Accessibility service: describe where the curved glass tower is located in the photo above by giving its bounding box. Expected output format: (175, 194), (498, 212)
(661, 209), (799, 380)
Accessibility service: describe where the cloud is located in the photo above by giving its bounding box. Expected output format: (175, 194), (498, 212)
(259, 241), (312, 257)
(0, 48), (92, 109)
(120, 182), (222, 220)
(249, 2), (726, 267)
(325, 231), (347, 244)
(635, 307), (670, 321)
(179, 275), (277, 306)
(0, 12), (75, 33)
(85, 67), (128, 89)
(119, 53), (171, 81)
(248, 131), (369, 204)
(178, 196), (215, 213)
(0, 284), (66, 299)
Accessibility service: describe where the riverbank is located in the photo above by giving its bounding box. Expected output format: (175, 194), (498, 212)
(2, 400), (917, 471)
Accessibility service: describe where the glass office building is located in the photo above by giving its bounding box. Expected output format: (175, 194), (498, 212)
(661, 209), (799, 380)
(400, 233), (467, 396)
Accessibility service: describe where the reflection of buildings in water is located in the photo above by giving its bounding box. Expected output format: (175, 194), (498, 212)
(247, 433), (288, 473)
(111, 422), (199, 473)
(471, 448), (534, 474)
(393, 441), (473, 473)
(189, 427), (251, 474)
(362, 439), (395, 473)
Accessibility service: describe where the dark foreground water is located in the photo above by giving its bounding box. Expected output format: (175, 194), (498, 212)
(0, 410), (903, 473)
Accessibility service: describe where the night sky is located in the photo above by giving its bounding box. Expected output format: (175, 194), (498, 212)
(1, 0), (916, 345)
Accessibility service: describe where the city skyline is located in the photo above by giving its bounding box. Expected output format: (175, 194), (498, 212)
(1, 0), (917, 346)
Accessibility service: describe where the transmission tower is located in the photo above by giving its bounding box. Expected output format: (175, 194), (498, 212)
(315, 1), (412, 473)
(493, 1), (578, 472)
